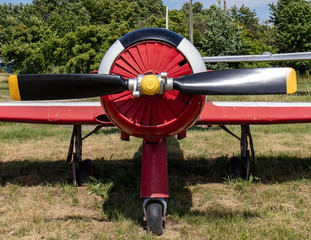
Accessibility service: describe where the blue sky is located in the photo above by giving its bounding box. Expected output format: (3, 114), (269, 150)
(164, 0), (277, 20)
(0, 0), (277, 20)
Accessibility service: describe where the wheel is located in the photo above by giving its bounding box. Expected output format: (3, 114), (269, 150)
(230, 154), (251, 180)
(78, 159), (94, 186)
(242, 150), (251, 181)
(72, 153), (79, 184)
(230, 156), (243, 179)
(146, 202), (164, 236)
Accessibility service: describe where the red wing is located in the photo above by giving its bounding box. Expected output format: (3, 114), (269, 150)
(0, 102), (113, 125)
(197, 102), (311, 125)
(2, 101), (311, 126)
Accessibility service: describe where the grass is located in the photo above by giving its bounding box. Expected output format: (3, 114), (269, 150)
(0, 74), (311, 239)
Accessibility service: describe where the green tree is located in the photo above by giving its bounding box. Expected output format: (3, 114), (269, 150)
(180, 1), (208, 48)
(230, 5), (258, 30)
(270, 0), (311, 53)
(201, 4), (244, 69)
(230, 5), (277, 68)
(270, 0), (311, 72)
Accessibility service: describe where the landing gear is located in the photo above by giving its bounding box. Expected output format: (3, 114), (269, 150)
(67, 125), (98, 185)
(141, 139), (168, 235)
(143, 198), (167, 236)
(240, 125), (254, 180)
(224, 125), (255, 180)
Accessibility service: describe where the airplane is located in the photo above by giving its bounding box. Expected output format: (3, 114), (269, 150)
(1, 28), (311, 235)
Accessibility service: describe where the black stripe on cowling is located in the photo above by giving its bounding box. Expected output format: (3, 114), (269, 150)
(118, 28), (184, 49)
(18, 74), (128, 100)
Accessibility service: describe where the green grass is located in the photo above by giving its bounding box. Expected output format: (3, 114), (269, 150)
(0, 125), (310, 239)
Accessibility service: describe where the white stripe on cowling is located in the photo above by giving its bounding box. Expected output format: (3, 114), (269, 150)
(213, 102), (311, 107)
(0, 102), (101, 107)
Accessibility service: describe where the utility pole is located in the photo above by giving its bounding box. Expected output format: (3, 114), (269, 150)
(166, 6), (168, 29)
(189, 0), (193, 43)
(224, 0), (226, 13)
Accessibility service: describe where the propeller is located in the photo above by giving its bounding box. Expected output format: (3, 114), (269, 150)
(8, 67), (296, 101)
(8, 74), (127, 100)
(173, 67), (297, 95)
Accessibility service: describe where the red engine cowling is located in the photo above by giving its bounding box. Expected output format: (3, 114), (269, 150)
(97, 28), (207, 140)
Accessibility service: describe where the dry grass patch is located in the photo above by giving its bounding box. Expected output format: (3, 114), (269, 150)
(0, 73), (10, 82)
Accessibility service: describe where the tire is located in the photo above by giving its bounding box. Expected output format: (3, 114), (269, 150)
(147, 202), (163, 236)
(243, 151), (251, 181)
(78, 159), (94, 186)
(230, 156), (243, 179)
(72, 154), (79, 184)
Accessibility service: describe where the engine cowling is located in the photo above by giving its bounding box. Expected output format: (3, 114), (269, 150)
(98, 28), (206, 140)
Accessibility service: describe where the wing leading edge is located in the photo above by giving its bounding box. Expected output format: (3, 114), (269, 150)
(0, 102), (113, 125)
(1, 101), (311, 126)
(197, 101), (311, 125)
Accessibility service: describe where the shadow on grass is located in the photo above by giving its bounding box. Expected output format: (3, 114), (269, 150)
(1, 136), (311, 224)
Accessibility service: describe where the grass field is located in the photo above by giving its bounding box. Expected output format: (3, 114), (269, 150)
(0, 73), (311, 239)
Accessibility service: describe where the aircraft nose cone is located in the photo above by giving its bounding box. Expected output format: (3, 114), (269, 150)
(140, 75), (161, 96)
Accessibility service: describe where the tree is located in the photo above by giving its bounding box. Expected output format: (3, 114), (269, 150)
(270, 0), (311, 53)
(180, 1), (208, 47)
(230, 5), (258, 30)
(270, 0), (311, 72)
(201, 4), (244, 69)
(230, 5), (277, 68)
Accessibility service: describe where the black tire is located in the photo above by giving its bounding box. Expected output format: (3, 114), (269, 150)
(72, 154), (79, 184)
(230, 156), (243, 179)
(78, 159), (94, 186)
(243, 151), (251, 181)
(147, 202), (164, 236)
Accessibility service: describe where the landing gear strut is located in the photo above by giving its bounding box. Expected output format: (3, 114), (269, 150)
(141, 139), (168, 235)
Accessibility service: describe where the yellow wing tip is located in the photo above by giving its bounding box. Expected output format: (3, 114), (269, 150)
(286, 67), (297, 94)
(8, 75), (21, 101)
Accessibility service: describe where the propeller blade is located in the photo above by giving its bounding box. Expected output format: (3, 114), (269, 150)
(8, 74), (128, 100)
(173, 67), (297, 95)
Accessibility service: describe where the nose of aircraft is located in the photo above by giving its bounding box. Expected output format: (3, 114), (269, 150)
(140, 75), (161, 96)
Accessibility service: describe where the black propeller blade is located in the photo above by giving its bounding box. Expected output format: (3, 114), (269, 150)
(9, 67), (296, 101)
(8, 74), (128, 100)
(173, 68), (296, 95)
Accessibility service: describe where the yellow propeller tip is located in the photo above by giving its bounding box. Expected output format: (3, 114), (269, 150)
(286, 67), (297, 94)
(8, 75), (21, 101)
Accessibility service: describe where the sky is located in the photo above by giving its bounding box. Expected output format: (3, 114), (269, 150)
(0, 0), (277, 21)
(164, 0), (278, 20)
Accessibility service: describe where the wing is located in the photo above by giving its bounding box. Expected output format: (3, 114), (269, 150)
(202, 52), (311, 63)
(197, 101), (311, 125)
(0, 102), (113, 125)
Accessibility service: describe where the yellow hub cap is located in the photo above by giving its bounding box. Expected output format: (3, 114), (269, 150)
(140, 75), (161, 96)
